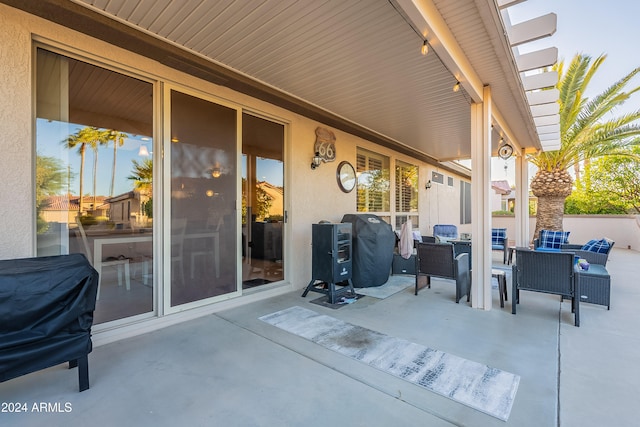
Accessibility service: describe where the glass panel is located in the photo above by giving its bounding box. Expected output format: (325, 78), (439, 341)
(395, 160), (418, 213)
(170, 90), (237, 306)
(35, 48), (154, 324)
(395, 215), (419, 230)
(356, 148), (390, 212)
(242, 113), (284, 288)
(460, 181), (472, 224)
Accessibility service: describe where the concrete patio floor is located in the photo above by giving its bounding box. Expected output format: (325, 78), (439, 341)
(1, 248), (637, 426)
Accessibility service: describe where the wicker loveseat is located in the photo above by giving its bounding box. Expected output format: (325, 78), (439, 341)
(533, 230), (614, 266)
(0, 254), (99, 391)
(561, 238), (615, 266)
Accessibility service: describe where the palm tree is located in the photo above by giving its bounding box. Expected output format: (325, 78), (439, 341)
(528, 54), (640, 240)
(91, 129), (112, 212)
(106, 130), (128, 197)
(127, 158), (153, 194)
(128, 159), (153, 220)
(63, 127), (101, 213)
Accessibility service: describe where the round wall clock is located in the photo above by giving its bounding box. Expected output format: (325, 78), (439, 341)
(336, 161), (356, 193)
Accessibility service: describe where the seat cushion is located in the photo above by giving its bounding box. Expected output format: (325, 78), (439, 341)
(539, 229), (570, 249)
(582, 238), (611, 253)
(535, 247), (561, 253)
(491, 228), (507, 245)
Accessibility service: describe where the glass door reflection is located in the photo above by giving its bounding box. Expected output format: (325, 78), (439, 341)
(242, 113), (285, 289)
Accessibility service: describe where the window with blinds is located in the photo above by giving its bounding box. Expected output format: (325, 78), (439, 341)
(356, 148), (390, 212)
(395, 160), (418, 230)
(395, 160), (418, 213)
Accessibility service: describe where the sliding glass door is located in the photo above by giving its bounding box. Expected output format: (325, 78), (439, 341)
(169, 89), (239, 307)
(241, 113), (285, 288)
(35, 48), (155, 324)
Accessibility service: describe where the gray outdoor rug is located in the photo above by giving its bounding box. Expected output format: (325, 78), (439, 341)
(354, 275), (414, 299)
(260, 306), (519, 421)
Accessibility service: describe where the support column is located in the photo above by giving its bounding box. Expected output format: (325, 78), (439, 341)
(470, 85), (493, 310)
(515, 154), (530, 246)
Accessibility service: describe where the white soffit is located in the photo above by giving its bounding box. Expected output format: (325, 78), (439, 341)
(531, 103), (560, 116)
(506, 13), (557, 46)
(527, 89), (559, 105)
(536, 123), (560, 134)
(534, 114), (560, 126)
(542, 141), (561, 150)
(515, 47), (558, 72)
(497, 0), (527, 8)
(500, 0), (559, 152)
(539, 132), (560, 141)
(522, 71), (558, 91)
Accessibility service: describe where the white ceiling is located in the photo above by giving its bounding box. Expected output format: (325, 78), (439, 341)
(67, 0), (544, 163)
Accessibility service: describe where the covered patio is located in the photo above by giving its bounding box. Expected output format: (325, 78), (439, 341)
(2, 248), (637, 426)
(1, 0), (560, 314)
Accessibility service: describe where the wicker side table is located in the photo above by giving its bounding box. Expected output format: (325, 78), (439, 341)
(575, 264), (611, 309)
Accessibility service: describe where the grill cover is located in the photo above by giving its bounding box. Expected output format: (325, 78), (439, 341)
(0, 254), (98, 383)
(341, 214), (395, 287)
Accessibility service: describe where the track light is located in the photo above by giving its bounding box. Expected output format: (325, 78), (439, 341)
(421, 40), (429, 56)
(453, 81), (460, 92)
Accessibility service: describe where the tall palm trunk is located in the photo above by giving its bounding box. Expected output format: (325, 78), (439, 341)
(530, 168), (573, 240)
(92, 147), (98, 213)
(110, 141), (117, 197)
(78, 144), (86, 214)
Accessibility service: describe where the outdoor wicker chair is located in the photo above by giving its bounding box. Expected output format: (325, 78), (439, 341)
(512, 248), (579, 326)
(415, 242), (470, 303)
(561, 238), (615, 266)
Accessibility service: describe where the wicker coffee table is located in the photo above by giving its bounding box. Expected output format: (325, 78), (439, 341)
(575, 264), (611, 309)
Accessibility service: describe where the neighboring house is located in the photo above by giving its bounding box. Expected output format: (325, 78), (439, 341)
(257, 181), (284, 220)
(106, 190), (150, 228)
(491, 180), (513, 212)
(40, 195), (108, 223)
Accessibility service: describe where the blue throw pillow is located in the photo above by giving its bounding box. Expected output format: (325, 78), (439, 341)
(491, 228), (507, 245)
(539, 229), (570, 249)
(582, 238), (610, 254)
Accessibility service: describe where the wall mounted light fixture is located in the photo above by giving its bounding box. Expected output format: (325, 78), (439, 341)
(211, 166), (221, 178)
(311, 151), (322, 170)
(425, 180), (432, 189)
(453, 81), (460, 92)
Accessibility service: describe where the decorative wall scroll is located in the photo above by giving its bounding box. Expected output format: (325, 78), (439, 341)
(314, 127), (337, 163)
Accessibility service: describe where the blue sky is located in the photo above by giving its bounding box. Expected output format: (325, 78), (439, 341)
(492, 0), (640, 182)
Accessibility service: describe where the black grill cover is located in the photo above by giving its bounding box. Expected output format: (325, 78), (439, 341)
(0, 254), (98, 383)
(341, 214), (395, 287)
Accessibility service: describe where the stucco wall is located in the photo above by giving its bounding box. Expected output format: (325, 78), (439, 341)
(0, 6), (34, 258)
(492, 215), (640, 250)
(0, 4), (468, 292)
